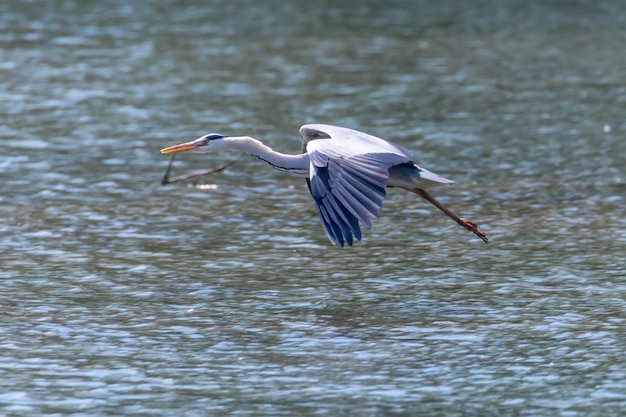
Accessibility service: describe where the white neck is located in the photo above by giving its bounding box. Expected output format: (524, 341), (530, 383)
(224, 136), (310, 176)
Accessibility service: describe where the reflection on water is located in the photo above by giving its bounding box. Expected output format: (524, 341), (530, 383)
(1, 0), (626, 415)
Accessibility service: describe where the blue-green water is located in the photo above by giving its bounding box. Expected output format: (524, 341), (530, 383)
(1, 1), (626, 415)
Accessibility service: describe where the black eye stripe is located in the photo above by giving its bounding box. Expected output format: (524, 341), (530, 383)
(203, 133), (224, 141)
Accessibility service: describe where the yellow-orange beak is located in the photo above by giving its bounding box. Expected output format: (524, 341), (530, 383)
(160, 140), (200, 155)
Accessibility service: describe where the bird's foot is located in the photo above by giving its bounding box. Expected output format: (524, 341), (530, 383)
(460, 217), (488, 244)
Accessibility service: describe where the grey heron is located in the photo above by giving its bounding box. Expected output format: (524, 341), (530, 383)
(160, 124), (488, 247)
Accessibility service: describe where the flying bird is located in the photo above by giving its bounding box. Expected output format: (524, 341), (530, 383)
(160, 124), (488, 247)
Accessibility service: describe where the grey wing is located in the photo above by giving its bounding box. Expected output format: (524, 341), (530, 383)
(307, 150), (409, 247)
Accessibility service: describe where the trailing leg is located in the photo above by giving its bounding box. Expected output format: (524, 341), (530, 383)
(409, 188), (488, 243)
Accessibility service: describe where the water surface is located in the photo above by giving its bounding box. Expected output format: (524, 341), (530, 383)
(1, 1), (626, 415)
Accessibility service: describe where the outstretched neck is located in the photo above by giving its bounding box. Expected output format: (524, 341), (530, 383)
(225, 136), (309, 175)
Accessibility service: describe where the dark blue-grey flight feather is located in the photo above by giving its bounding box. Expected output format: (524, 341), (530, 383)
(307, 152), (409, 246)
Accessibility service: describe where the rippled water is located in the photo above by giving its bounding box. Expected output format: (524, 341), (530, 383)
(2, 1), (626, 415)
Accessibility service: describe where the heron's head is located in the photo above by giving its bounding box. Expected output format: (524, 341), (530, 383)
(160, 133), (226, 154)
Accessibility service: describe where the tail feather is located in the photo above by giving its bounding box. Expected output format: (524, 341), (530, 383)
(416, 165), (454, 184)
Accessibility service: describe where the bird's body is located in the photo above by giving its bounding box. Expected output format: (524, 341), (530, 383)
(160, 124), (487, 246)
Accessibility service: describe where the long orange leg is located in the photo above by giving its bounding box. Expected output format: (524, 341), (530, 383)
(410, 188), (488, 243)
